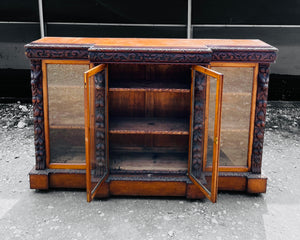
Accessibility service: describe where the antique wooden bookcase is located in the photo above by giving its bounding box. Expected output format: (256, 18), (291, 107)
(25, 38), (277, 202)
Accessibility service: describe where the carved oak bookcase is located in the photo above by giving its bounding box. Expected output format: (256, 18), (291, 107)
(25, 38), (277, 202)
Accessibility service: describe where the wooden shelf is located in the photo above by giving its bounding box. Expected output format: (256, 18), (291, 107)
(109, 117), (189, 135)
(48, 85), (83, 88)
(110, 150), (188, 172)
(109, 79), (190, 93)
(49, 124), (85, 129)
(50, 146), (85, 164)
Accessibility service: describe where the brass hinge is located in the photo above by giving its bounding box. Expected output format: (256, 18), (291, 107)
(214, 137), (218, 144)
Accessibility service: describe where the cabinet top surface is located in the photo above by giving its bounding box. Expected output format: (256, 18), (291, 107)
(25, 37), (278, 63)
(29, 37), (275, 50)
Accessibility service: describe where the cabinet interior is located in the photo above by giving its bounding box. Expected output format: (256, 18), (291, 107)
(108, 64), (191, 174)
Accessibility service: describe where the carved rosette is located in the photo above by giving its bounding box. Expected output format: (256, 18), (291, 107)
(31, 60), (46, 170)
(192, 71), (207, 179)
(94, 71), (106, 177)
(251, 63), (270, 173)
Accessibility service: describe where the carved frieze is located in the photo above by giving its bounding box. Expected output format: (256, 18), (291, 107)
(25, 48), (88, 60)
(212, 50), (277, 63)
(89, 51), (212, 64)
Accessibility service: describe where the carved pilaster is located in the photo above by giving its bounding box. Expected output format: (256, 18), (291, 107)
(192, 71), (207, 179)
(94, 70), (106, 177)
(251, 63), (270, 173)
(31, 60), (46, 170)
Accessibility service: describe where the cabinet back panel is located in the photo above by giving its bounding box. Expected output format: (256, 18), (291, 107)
(109, 91), (145, 117)
(109, 64), (191, 86)
(109, 134), (188, 150)
(109, 91), (190, 118)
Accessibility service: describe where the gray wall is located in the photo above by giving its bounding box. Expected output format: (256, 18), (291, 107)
(1, 0), (300, 75)
(1, 23), (299, 76)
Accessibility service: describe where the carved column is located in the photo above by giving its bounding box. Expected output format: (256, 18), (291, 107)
(251, 63), (270, 173)
(192, 71), (207, 179)
(94, 70), (106, 177)
(31, 60), (46, 170)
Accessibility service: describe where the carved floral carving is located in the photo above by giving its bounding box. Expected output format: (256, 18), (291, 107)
(31, 60), (46, 170)
(94, 70), (106, 177)
(89, 51), (212, 64)
(212, 51), (277, 63)
(192, 71), (206, 179)
(25, 48), (88, 59)
(251, 63), (270, 173)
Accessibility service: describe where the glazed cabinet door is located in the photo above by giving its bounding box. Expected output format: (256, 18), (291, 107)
(189, 65), (223, 203)
(84, 64), (109, 202)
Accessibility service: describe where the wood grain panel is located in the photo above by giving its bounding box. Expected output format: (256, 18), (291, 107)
(109, 91), (145, 117)
(109, 181), (187, 197)
(110, 151), (187, 172)
(109, 117), (189, 135)
(49, 173), (86, 189)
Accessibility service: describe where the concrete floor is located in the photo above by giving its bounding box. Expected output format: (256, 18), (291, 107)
(0, 101), (299, 240)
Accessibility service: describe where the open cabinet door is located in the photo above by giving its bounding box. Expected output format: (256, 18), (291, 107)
(84, 64), (108, 202)
(189, 65), (223, 203)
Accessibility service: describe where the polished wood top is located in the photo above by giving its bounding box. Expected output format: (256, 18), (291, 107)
(30, 37), (274, 50)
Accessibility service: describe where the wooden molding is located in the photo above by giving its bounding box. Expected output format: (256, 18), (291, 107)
(247, 175), (267, 193)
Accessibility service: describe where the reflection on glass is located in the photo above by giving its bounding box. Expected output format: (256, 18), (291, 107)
(208, 66), (254, 167)
(47, 64), (89, 164)
(202, 75), (217, 193)
(88, 71), (107, 194)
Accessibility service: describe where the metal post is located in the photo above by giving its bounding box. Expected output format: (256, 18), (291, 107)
(187, 0), (192, 39)
(38, 0), (45, 38)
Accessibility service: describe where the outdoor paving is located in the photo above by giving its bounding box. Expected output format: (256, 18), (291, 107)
(0, 101), (299, 240)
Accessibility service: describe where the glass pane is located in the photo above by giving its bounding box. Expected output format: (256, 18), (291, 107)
(190, 69), (221, 200)
(47, 64), (89, 164)
(206, 75), (217, 170)
(88, 70), (107, 194)
(210, 66), (253, 167)
(199, 74), (217, 194)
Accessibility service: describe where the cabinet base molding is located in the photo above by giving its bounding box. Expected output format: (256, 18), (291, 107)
(246, 174), (267, 193)
(29, 168), (267, 198)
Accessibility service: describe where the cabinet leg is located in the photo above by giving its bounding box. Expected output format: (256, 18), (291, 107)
(247, 175), (267, 193)
(186, 183), (205, 199)
(29, 169), (49, 190)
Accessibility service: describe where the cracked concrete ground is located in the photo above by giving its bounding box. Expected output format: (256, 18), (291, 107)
(0, 101), (299, 240)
